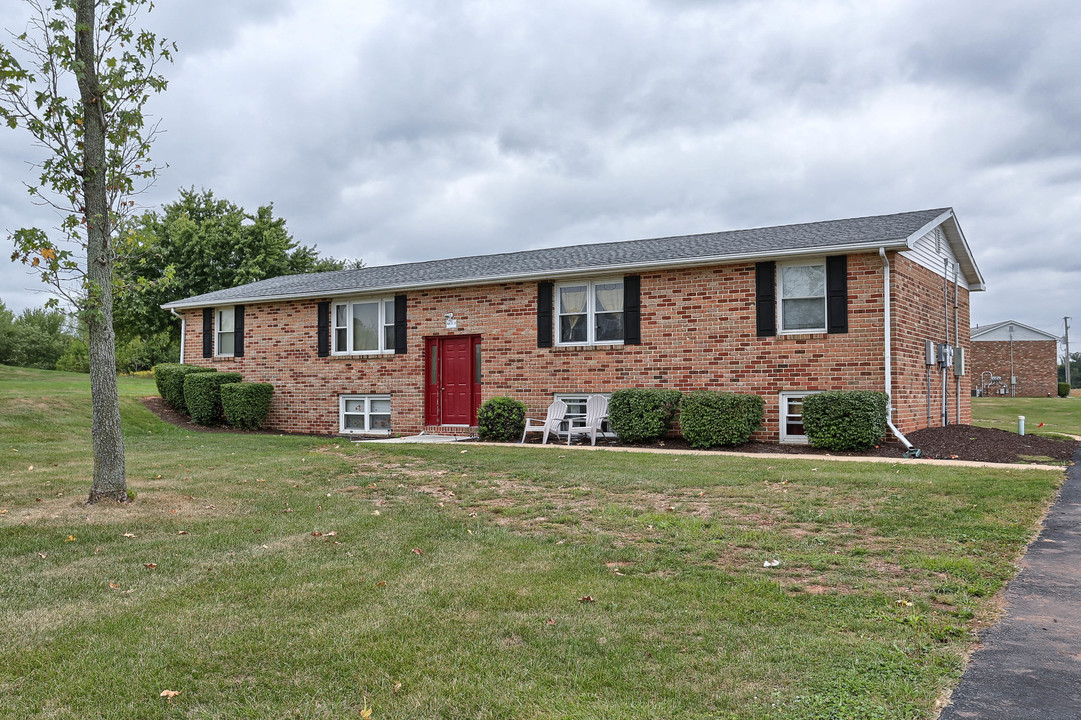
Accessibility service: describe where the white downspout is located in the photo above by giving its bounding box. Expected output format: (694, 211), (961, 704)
(879, 248), (914, 450)
(170, 308), (185, 365)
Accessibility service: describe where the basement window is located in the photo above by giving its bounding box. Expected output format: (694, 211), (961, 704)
(779, 392), (818, 444)
(340, 395), (392, 435)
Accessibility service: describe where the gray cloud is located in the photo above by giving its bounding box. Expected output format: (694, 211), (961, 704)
(0, 0), (1079, 340)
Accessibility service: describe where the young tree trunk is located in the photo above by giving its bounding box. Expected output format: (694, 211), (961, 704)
(76, 0), (128, 503)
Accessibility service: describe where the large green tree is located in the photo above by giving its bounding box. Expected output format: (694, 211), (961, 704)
(113, 187), (352, 346)
(0, 0), (174, 503)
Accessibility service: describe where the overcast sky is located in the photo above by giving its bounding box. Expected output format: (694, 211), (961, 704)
(1, 0), (1078, 342)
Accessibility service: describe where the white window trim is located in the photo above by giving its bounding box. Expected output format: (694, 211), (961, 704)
(777, 260), (827, 335)
(553, 279), (625, 347)
(215, 306), (235, 357)
(554, 393), (613, 435)
(331, 297), (396, 355)
(779, 391), (819, 444)
(339, 394), (392, 435)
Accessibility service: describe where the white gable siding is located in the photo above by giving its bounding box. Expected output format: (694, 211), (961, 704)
(900, 226), (970, 289)
(972, 323), (1059, 342)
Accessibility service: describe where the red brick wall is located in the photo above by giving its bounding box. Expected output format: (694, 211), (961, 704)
(969, 339), (1058, 397)
(177, 250), (971, 439)
(890, 255), (972, 429)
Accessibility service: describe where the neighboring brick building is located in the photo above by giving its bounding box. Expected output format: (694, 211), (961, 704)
(163, 208), (984, 443)
(970, 321), (1059, 397)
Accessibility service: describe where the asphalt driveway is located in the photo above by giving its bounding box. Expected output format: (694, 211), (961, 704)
(939, 446), (1081, 719)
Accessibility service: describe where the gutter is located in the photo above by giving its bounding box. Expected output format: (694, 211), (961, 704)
(879, 247), (915, 452)
(169, 308), (185, 365)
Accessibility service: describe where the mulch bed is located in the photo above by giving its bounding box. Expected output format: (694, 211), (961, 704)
(142, 396), (1077, 466)
(139, 396), (309, 436)
(538, 424), (1078, 465)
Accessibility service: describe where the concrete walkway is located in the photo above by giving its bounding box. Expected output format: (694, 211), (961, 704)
(939, 445), (1081, 719)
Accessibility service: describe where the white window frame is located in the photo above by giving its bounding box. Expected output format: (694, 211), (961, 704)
(777, 260), (827, 334)
(339, 394), (392, 435)
(779, 391), (819, 444)
(554, 279), (625, 346)
(331, 298), (396, 355)
(215, 306), (235, 357)
(554, 393), (613, 435)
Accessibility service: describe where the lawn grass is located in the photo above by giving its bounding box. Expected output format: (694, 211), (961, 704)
(0, 364), (1065, 719)
(972, 396), (1081, 437)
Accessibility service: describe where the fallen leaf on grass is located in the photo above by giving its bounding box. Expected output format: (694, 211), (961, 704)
(64, 535), (76, 542)
(393, 681), (402, 693)
(36, 552), (46, 559)
(360, 706), (372, 719)
(579, 595), (594, 603)
(375, 581), (387, 587)
(28, 465), (34, 471)
(178, 531), (189, 535)
(411, 548), (424, 555)
(159, 689), (181, 699)
(109, 582), (120, 589)
(144, 563), (157, 569)
(545, 618), (557, 626)
(372, 510), (380, 516)
(123, 533), (136, 538)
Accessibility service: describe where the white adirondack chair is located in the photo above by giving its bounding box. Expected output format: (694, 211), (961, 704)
(521, 400), (568, 444)
(566, 395), (609, 445)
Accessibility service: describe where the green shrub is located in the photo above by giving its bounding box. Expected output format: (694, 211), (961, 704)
(153, 363), (216, 413)
(802, 391), (888, 451)
(607, 388), (682, 444)
(1059, 382), (1071, 398)
(679, 392), (764, 448)
(183, 371), (242, 425)
(477, 396), (527, 442)
(55, 339), (90, 373)
(221, 382), (274, 430)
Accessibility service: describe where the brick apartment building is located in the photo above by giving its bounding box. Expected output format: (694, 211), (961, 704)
(970, 321), (1060, 397)
(163, 208), (984, 444)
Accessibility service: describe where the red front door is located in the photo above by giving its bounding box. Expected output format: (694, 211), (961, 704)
(425, 336), (481, 426)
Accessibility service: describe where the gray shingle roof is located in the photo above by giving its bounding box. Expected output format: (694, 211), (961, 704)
(163, 208), (953, 308)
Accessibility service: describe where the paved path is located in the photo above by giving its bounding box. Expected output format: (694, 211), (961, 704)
(939, 446), (1081, 719)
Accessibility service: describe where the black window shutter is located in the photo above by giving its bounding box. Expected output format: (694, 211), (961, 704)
(202, 308), (213, 358)
(317, 301), (330, 357)
(623, 274), (641, 345)
(826, 255), (848, 334)
(755, 261), (777, 337)
(234, 305), (245, 357)
(394, 294), (407, 354)
(537, 282), (554, 348)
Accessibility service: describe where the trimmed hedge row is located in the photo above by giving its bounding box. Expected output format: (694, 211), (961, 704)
(607, 388), (682, 444)
(477, 396), (527, 442)
(802, 391), (888, 451)
(184, 372), (243, 425)
(153, 363), (217, 414)
(222, 382), (275, 430)
(680, 391), (764, 449)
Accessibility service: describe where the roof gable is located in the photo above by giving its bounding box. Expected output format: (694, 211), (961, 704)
(163, 207), (983, 309)
(972, 321), (1059, 342)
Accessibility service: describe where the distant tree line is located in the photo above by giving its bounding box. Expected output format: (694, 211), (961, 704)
(1, 188), (357, 373)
